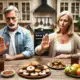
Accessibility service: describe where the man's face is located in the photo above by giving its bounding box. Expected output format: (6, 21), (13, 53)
(5, 10), (18, 31)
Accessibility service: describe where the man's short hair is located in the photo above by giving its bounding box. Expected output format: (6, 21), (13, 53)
(4, 5), (19, 15)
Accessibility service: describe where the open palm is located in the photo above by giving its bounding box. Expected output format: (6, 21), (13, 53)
(0, 37), (8, 54)
(41, 34), (49, 49)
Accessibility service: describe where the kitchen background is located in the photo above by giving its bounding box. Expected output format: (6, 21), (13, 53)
(0, 0), (80, 52)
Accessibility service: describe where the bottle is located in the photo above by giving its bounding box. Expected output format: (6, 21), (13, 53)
(0, 55), (5, 72)
(71, 55), (79, 65)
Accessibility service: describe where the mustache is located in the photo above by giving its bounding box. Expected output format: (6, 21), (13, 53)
(9, 23), (15, 26)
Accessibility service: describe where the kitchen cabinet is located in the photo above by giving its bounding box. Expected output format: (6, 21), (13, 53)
(0, 1), (4, 23)
(0, 0), (31, 23)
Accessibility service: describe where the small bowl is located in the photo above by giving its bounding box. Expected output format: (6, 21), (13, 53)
(1, 70), (15, 78)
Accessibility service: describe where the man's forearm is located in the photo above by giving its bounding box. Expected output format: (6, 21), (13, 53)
(13, 53), (25, 60)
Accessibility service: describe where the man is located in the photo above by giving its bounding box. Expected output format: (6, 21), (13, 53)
(0, 5), (34, 60)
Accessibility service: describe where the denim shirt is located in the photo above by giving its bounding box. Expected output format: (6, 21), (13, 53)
(0, 25), (34, 57)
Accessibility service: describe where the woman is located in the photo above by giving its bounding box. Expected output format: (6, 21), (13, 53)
(35, 11), (80, 58)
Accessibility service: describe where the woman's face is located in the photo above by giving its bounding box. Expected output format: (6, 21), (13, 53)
(59, 14), (70, 32)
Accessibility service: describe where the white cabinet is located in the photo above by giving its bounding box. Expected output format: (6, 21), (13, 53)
(0, 0), (31, 23)
(57, 0), (80, 23)
(20, 1), (31, 23)
(0, 1), (4, 23)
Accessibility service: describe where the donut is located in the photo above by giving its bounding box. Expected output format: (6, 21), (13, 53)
(39, 71), (46, 76)
(30, 72), (38, 76)
(19, 69), (26, 74)
(23, 71), (29, 76)
(19, 69), (23, 74)
(31, 61), (40, 66)
(35, 68), (41, 72)
(21, 64), (30, 69)
(36, 65), (43, 70)
(43, 65), (48, 69)
(44, 69), (50, 73)
(26, 66), (35, 72)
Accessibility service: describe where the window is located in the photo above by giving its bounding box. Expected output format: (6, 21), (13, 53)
(60, 2), (68, 12)
(21, 2), (30, 21)
(71, 2), (79, 20)
(9, 2), (18, 9)
(6, 0), (31, 23)
(0, 2), (3, 20)
(58, 0), (80, 22)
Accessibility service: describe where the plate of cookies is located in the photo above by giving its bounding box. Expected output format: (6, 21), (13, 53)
(18, 61), (51, 79)
(47, 60), (66, 70)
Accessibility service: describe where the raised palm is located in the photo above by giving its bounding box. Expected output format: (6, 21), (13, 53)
(0, 37), (7, 54)
(41, 34), (49, 49)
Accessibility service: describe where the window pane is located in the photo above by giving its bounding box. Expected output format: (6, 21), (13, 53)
(65, 3), (68, 7)
(76, 3), (79, 7)
(9, 3), (13, 5)
(22, 3), (25, 13)
(0, 3), (3, 20)
(15, 3), (18, 9)
(76, 7), (79, 13)
(22, 14), (25, 20)
(22, 2), (30, 21)
(9, 2), (18, 9)
(60, 7), (64, 12)
(65, 7), (68, 10)
(72, 3), (75, 6)
(0, 14), (3, 20)
(71, 7), (75, 13)
(26, 3), (30, 12)
(60, 2), (68, 12)
(76, 15), (79, 20)
(27, 14), (30, 20)
(73, 15), (75, 20)
(61, 3), (64, 7)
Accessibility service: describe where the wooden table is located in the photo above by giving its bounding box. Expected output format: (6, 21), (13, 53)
(0, 56), (80, 80)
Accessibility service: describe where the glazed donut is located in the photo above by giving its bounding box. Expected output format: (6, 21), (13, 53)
(44, 69), (50, 73)
(19, 69), (26, 74)
(31, 61), (40, 66)
(21, 64), (30, 69)
(26, 66), (35, 72)
(36, 65), (43, 70)
(30, 72), (38, 76)
(19, 69), (23, 74)
(23, 71), (29, 76)
(35, 68), (41, 72)
(39, 71), (46, 76)
(43, 65), (48, 69)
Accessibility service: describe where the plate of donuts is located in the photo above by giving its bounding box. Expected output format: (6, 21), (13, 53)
(47, 60), (66, 70)
(18, 61), (51, 79)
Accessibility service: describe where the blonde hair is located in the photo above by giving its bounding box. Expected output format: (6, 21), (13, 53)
(56, 11), (74, 36)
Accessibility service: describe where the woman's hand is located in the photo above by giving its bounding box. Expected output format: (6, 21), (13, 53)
(0, 36), (8, 54)
(55, 54), (71, 59)
(41, 34), (50, 50)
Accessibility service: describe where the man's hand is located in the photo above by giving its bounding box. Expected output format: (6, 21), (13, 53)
(4, 54), (14, 61)
(0, 36), (8, 54)
(4, 53), (24, 61)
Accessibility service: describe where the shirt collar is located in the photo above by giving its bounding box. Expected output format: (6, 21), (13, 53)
(3, 25), (22, 34)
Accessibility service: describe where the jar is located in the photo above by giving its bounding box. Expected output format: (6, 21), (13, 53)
(71, 55), (79, 65)
(0, 56), (5, 72)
